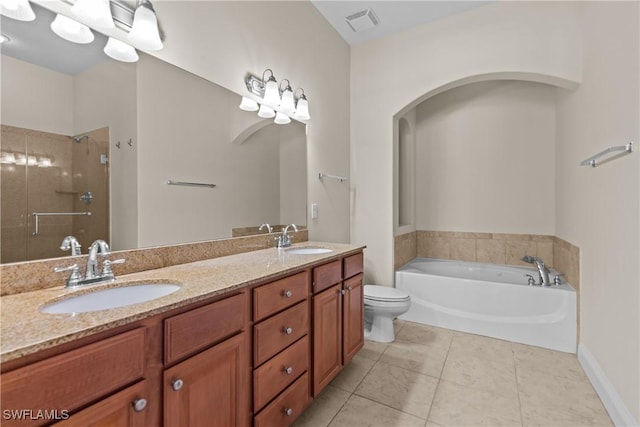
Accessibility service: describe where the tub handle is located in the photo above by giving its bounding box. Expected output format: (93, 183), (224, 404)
(553, 274), (564, 285)
(525, 274), (537, 286)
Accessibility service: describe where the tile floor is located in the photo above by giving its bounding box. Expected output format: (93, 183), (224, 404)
(293, 320), (613, 427)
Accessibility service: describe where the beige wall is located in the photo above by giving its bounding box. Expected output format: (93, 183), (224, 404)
(555, 2), (639, 422)
(414, 80), (557, 235)
(352, 1), (581, 286)
(1, 55), (73, 135)
(73, 60), (138, 251)
(149, 1), (351, 244)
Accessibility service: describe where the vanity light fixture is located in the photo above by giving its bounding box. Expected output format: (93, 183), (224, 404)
(104, 36), (139, 62)
(239, 96), (259, 112)
(0, 0), (35, 21)
(128, 0), (163, 51)
(242, 69), (311, 125)
(72, 0), (115, 29)
(51, 13), (95, 44)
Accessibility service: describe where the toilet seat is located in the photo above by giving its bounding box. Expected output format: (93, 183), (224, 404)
(364, 285), (410, 303)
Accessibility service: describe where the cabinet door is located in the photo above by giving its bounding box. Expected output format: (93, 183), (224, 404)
(53, 381), (148, 427)
(343, 274), (364, 364)
(312, 284), (343, 396)
(164, 333), (249, 427)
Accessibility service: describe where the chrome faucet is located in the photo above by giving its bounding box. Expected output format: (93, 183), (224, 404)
(277, 224), (298, 248)
(259, 223), (273, 233)
(60, 236), (82, 256)
(85, 239), (110, 280)
(521, 255), (551, 286)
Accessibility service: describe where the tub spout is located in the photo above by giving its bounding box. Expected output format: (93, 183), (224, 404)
(521, 255), (551, 286)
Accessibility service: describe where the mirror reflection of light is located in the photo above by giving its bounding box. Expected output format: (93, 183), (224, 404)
(27, 155), (37, 166)
(38, 157), (52, 167)
(0, 151), (16, 164)
(15, 154), (26, 165)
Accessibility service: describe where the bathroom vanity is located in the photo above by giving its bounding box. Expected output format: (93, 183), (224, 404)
(0, 242), (364, 426)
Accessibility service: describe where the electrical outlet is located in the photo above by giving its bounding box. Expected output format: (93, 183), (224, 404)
(311, 203), (318, 219)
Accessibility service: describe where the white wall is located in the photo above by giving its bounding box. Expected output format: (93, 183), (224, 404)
(414, 80), (557, 235)
(148, 1), (351, 243)
(280, 121), (308, 226)
(73, 60), (138, 251)
(1, 55), (73, 135)
(351, 1), (581, 285)
(555, 2), (639, 423)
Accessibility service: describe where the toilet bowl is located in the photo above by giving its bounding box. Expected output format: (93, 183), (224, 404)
(363, 285), (411, 343)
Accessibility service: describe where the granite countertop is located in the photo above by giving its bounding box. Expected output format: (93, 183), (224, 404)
(0, 242), (364, 363)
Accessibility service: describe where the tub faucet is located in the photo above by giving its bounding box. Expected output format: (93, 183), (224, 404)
(277, 224), (298, 248)
(86, 239), (110, 280)
(521, 255), (551, 286)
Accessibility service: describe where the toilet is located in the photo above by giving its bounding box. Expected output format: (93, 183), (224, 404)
(363, 285), (411, 343)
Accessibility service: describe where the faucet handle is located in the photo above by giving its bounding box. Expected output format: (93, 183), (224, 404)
(102, 258), (125, 279)
(54, 264), (82, 287)
(553, 274), (564, 285)
(525, 274), (537, 286)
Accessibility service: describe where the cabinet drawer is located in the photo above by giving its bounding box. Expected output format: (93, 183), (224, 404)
(253, 336), (309, 411)
(254, 301), (309, 366)
(312, 260), (342, 293)
(253, 272), (309, 322)
(165, 292), (247, 365)
(344, 252), (364, 279)
(1, 328), (146, 427)
(254, 372), (310, 427)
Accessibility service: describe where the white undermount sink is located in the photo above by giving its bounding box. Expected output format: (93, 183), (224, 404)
(40, 283), (181, 314)
(285, 247), (333, 255)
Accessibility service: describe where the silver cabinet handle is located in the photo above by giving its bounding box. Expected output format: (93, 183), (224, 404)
(283, 290), (293, 298)
(340, 289), (346, 295)
(284, 366), (293, 375)
(283, 327), (293, 335)
(171, 379), (184, 391)
(284, 408), (293, 416)
(132, 398), (147, 412)
(347, 285), (353, 291)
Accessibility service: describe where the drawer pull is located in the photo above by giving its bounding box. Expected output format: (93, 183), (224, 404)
(283, 290), (293, 298)
(283, 327), (293, 335)
(132, 398), (147, 412)
(171, 378), (184, 391)
(347, 285), (353, 291)
(340, 289), (346, 295)
(284, 408), (293, 416)
(284, 366), (293, 375)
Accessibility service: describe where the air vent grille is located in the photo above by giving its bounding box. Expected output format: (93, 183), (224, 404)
(345, 8), (380, 33)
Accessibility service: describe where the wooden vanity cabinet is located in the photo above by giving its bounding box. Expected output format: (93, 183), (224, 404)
(163, 291), (251, 427)
(312, 253), (364, 396)
(252, 271), (311, 426)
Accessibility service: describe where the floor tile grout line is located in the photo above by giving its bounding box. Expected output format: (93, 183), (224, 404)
(511, 341), (526, 427)
(423, 329), (454, 426)
(346, 394), (428, 424)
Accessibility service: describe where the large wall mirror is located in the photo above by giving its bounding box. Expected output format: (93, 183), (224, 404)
(0, 3), (307, 263)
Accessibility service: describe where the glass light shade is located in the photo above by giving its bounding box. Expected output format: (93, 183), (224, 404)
(72, 0), (114, 29)
(279, 89), (295, 115)
(1, 152), (16, 164)
(263, 78), (280, 107)
(0, 34), (9, 43)
(104, 37), (139, 62)
(274, 111), (291, 125)
(293, 97), (310, 121)
(239, 96), (259, 112)
(38, 157), (52, 168)
(51, 14), (94, 44)
(257, 104), (275, 119)
(15, 154), (26, 165)
(27, 155), (37, 166)
(128, 2), (163, 51)
(0, 0), (34, 21)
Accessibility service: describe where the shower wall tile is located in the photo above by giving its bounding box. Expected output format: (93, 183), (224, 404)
(505, 240), (538, 266)
(417, 232), (450, 259)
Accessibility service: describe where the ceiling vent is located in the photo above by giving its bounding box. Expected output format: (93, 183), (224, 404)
(345, 8), (380, 33)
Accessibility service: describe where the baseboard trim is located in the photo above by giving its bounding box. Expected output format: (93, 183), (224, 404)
(578, 343), (638, 426)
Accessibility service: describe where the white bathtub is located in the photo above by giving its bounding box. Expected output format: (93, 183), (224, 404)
(396, 258), (577, 353)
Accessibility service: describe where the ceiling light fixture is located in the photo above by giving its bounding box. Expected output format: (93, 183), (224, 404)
(51, 13), (95, 44)
(128, 0), (163, 51)
(0, 0), (35, 21)
(242, 69), (311, 125)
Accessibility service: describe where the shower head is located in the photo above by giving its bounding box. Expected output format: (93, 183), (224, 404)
(71, 135), (89, 143)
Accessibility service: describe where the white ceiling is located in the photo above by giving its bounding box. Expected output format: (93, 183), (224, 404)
(310, 1), (490, 46)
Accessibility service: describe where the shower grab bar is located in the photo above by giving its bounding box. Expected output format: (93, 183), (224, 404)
(166, 180), (216, 188)
(319, 172), (348, 182)
(580, 142), (633, 168)
(32, 212), (92, 236)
